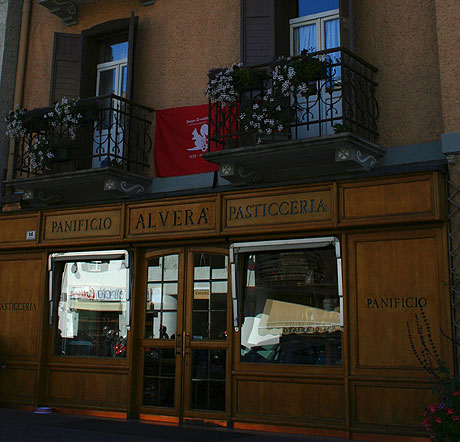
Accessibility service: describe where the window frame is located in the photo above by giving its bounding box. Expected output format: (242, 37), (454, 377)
(230, 237), (343, 330)
(48, 249), (132, 359)
(230, 237), (344, 370)
(289, 8), (339, 55)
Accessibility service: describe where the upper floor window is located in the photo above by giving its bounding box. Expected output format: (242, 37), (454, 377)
(97, 36), (128, 64)
(241, 0), (349, 66)
(290, 0), (339, 55)
(96, 36), (128, 98)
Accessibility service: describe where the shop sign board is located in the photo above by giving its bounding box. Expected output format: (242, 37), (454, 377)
(223, 189), (332, 230)
(69, 286), (126, 301)
(43, 209), (121, 241)
(127, 199), (217, 237)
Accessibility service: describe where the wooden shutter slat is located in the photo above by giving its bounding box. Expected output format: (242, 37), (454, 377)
(241, 0), (275, 66)
(126, 12), (138, 101)
(49, 33), (81, 105)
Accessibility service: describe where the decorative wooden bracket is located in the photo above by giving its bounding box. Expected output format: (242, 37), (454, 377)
(38, 0), (154, 26)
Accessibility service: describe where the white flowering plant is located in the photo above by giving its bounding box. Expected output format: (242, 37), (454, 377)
(6, 97), (99, 172)
(239, 93), (293, 144)
(272, 51), (328, 98)
(24, 137), (55, 171)
(206, 64), (268, 106)
(5, 106), (48, 138)
(45, 97), (99, 140)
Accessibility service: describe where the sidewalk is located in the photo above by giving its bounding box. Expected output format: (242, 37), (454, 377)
(0, 408), (371, 442)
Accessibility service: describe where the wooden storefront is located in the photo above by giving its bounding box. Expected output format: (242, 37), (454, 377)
(0, 171), (450, 440)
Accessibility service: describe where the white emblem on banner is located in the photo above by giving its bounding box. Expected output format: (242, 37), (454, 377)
(188, 123), (208, 152)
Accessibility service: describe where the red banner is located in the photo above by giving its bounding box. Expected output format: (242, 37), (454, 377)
(154, 104), (219, 177)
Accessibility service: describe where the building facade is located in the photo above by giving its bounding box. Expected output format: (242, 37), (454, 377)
(0, 1), (459, 440)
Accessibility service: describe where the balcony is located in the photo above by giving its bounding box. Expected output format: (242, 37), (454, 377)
(204, 48), (385, 185)
(5, 95), (154, 205)
(38, 0), (155, 26)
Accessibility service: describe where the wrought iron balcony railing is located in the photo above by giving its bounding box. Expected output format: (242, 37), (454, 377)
(208, 47), (378, 152)
(12, 94), (154, 178)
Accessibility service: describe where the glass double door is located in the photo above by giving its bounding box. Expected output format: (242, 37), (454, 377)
(140, 247), (230, 421)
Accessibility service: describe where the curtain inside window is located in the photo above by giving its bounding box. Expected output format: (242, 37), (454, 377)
(296, 23), (316, 54)
(325, 18), (340, 49)
(325, 18), (340, 79)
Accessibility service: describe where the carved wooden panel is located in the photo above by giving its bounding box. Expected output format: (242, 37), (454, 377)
(222, 186), (334, 234)
(0, 214), (39, 248)
(42, 206), (122, 244)
(0, 366), (36, 404)
(353, 383), (434, 429)
(126, 197), (218, 239)
(0, 256), (43, 358)
(47, 370), (128, 407)
(339, 174), (442, 225)
(236, 378), (344, 422)
(348, 229), (451, 375)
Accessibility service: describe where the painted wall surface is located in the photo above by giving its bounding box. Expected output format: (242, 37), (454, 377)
(353, 0), (443, 148)
(21, 0), (450, 151)
(23, 0), (240, 111)
(0, 0), (21, 196)
(434, 0), (460, 135)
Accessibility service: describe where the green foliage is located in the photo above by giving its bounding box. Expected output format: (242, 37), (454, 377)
(230, 65), (269, 95)
(333, 123), (351, 134)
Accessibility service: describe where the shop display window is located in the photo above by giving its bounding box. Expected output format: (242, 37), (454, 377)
(49, 250), (131, 358)
(231, 238), (342, 366)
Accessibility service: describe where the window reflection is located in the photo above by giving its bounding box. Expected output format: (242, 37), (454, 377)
(55, 258), (129, 358)
(192, 253), (228, 340)
(240, 246), (342, 365)
(145, 255), (179, 339)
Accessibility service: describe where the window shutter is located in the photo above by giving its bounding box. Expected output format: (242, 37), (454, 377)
(241, 0), (275, 66)
(49, 33), (82, 105)
(275, 0), (297, 58)
(126, 12), (138, 101)
(339, 0), (353, 50)
(241, 0), (299, 66)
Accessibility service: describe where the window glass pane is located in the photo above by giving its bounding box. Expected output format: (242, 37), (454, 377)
(111, 42), (128, 61)
(143, 348), (175, 408)
(98, 68), (116, 95)
(98, 37), (128, 63)
(121, 65), (127, 98)
(191, 350), (226, 411)
(54, 257), (129, 358)
(240, 246), (342, 365)
(298, 0), (338, 16)
(192, 253), (228, 341)
(164, 255), (179, 281)
(294, 24), (316, 55)
(145, 255), (179, 339)
(324, 18), (340, 49)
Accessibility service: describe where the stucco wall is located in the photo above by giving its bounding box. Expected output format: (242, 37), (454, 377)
(23, 0), (240, 111)
(0, 0), (21, 196)
(22, 0), (450, 152)
(434, 0), (460, 135)
(353, 0), (443, 148)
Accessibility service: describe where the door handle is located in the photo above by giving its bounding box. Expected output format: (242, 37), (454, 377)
(182, 332), (191, 358)
(182, 331), (186, 358)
